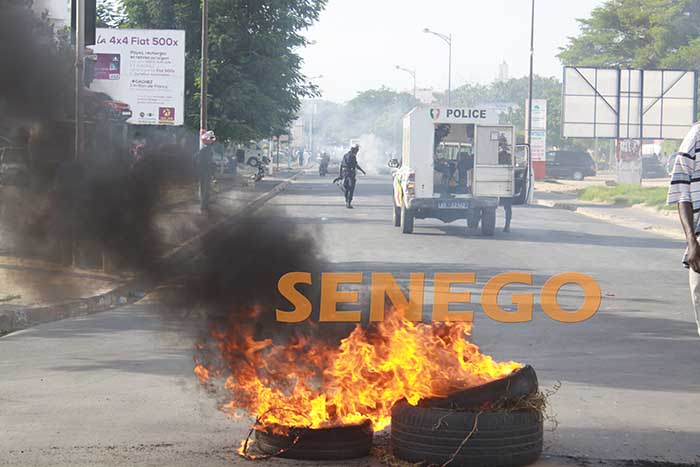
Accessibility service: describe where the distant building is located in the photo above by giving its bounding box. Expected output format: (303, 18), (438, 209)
(33, 0), (71, 29)
(497, 61), (509, 82)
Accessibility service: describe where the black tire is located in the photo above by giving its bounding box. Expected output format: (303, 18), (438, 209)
(247, 157), (260, 168)
(467, 209), (481, 229)
(401, 205), (414, 234)
(572, 170), (584, 181)
(392, 401), (543, 467)
(255, 422), (373, 460)
(393, 202), (401, 227)
(481, 207), (496, 236)
(418, 365), (538, 410)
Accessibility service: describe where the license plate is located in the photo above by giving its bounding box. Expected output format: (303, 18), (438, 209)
(438, 200), (467, 209)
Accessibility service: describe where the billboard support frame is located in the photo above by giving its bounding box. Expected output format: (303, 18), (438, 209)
(562, 66), (698, 142)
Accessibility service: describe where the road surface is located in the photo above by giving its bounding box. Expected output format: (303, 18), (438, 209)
(1, 174), (698, 466)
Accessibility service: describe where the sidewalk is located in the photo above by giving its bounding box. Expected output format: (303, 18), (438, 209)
(534, 174), (683, 241)
(0, 169), (300, 336)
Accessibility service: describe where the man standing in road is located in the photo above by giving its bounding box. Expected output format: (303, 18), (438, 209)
(335, 144), (366, 209)
(667, 123), (700, 337)
(195, 130), (216, 212)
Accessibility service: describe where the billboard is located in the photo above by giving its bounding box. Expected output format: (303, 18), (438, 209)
(562, 67), (698, 140)
(91, 29), (186, 126)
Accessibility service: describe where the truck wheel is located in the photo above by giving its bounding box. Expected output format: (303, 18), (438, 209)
(572, 170), (584, 181)
(401, 205), (414, 234)
(467, 209), (480, 229)
(481, 207), (496, 236)
(393, 203), (401, 227)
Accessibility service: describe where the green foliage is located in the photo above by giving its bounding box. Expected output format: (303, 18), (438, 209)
(120, 0), (327, 141)
(96, 0), (127, 28)
(559, 0), (700, 69)
(451, 76), (563, 148)
(578, 184), (673, 210)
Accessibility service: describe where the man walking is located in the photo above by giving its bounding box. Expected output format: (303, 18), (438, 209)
(667, 123), (700, 337)
(195, 130), (216, 212)
(335, 144), (365, 209)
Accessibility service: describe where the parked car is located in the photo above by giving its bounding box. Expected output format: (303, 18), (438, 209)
(642, 156), (668, 179)
(545, 150), (596, 180)
(84, 91), (133, 122)
(0, 146), (29, 185)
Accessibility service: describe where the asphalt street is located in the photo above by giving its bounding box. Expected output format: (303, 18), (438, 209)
(1, 173), (699, 466)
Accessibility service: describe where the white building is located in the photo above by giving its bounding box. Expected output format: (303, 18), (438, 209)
(497, 61), (510, 82)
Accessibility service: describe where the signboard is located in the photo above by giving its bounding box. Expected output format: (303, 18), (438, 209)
(527, 99), (547, 162)
(91, 28), (186, 126)
(428, 107), (498, 125)
(562, 67), (698, 140)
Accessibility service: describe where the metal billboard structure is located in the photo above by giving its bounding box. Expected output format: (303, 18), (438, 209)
(562, 67), (698, 140)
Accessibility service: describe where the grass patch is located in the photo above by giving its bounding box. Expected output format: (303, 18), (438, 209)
(578, 185), (674, 211)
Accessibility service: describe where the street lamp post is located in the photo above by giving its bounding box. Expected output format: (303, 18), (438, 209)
(527, 0), (535, 146)
(395, 65), (417, 99)
(199, 0), (209, 148)
(423, 28), (452, 106)
(307, 75), (323, 162)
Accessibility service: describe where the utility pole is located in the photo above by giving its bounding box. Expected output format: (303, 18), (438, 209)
(526, 0), (535, 145)
(423, 28), (452, 106)
(395, 65), (417, 99)
(199, 0), (209, 147)
(74, 0), (85, 161)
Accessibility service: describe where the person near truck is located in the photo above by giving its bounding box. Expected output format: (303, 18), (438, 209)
(497, 135), (514, 232)
(195, 130), (216, 212)
(667, 122), (700, 337)
(334, 144), (365, 209)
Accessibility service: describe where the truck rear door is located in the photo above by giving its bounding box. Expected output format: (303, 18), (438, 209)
(473, 125), (515, 198)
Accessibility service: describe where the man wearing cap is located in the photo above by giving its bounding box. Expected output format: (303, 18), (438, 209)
(195, 130), (216, 212)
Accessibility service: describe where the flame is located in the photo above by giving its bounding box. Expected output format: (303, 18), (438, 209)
(194, 310), (520, 432)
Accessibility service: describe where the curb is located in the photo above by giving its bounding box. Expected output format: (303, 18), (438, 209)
(534, 198), (684, 241)
(0, 172), (302, 337)
(534, 199), (578, 211)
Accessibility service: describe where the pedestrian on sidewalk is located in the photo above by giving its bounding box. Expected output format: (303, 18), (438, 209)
(195, 130), (216, 212)
(334, 144), (365, 209)
(667, 123), (700, 337)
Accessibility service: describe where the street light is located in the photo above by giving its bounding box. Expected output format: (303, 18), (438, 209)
(423, 28), (452, 106)
(526, 0), (535, 146)
(307, 74), (323, 162)
(395, 65), (417, 99)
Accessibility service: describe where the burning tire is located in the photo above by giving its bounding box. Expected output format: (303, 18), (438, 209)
(419, 365), (538, 410)
(254, 421), (373, 460)
(391, 401), (543, 467)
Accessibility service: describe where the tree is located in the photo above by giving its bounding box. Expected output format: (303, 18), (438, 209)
(96, 0), (127, 28)
(119, 0), (326, 141)
(559, 0), (700, 69)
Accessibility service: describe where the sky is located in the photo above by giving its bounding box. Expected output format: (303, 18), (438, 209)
(301, 0), (606, 103)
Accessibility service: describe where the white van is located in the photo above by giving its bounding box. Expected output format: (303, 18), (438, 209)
(390, 107), (530, 236)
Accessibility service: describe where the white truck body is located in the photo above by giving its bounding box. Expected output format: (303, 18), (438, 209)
(392, 106), (522, 236)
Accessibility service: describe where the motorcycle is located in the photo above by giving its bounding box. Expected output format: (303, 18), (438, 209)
(319, 156), (330, 176)
(247, 155), (271, 182)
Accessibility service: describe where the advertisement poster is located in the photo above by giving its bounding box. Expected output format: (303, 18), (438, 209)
(617, 139), (642, 185)
(91, 28), (185, 126)
(527, 99), (547, 162)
